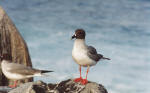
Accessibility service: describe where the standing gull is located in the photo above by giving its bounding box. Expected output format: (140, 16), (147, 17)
(71, 29), (110, 85)
(0, 54), (53, 88)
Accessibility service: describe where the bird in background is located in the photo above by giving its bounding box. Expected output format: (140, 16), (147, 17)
(71, 29), (110, 85)
(0, 54), (53, 88)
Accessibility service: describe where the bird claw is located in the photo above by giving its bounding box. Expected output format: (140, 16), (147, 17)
(81, 79), (88, 85)
(9, 81), (17, 88)
(74, 77), (83, 82)
(9, 85), (17, 88)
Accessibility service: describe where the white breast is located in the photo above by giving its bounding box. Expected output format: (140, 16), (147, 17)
(72, 39), (96, 67)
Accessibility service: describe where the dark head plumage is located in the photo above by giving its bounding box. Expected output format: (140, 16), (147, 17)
(72, 29), (86, 39)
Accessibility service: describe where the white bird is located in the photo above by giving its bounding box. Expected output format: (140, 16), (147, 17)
(71, 29), (110, 85)
(0, 54), (53, 88)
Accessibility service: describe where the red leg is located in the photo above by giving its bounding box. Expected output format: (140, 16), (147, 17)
(9, 81), (17, 88)
(74, 65), (83, 82)
(81, 66), (90, 85)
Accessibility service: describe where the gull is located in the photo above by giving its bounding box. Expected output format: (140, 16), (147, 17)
(0, 54), (53, 88)
(71, 29), (110, 85)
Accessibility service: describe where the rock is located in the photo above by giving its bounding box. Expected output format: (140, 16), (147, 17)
(48, 79), (108, 93)
(9, 81), (47, 93)
(0, 86), (12, 93)
(0, 6), (33, 86)
(8, 79), (108, 93)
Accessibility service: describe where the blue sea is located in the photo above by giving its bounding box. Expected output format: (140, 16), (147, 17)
(0, 0), (150, 93)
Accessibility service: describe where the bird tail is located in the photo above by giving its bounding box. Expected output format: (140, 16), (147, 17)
(41, 70), (54, 73)
(32, 70), (53, 77)
(102, 57), (110, 60)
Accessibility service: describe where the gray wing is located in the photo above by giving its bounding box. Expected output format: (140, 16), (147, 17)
(87, 46), (103, 62)
(7, 63), (40, 75)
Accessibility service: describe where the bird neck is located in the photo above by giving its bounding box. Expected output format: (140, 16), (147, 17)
(2, 60), (10, 64)
(1, 60), (9, 66)
(74, 39), (86, 48)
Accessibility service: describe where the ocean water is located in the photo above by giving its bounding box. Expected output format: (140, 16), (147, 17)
(0, 0), (150, 93)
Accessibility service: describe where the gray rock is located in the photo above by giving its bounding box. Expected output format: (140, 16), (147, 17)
(0, 86), (12, 93)
(8, 79), (108, 93)
(48, 79), (108, 93)
(9, 81), (47, 93)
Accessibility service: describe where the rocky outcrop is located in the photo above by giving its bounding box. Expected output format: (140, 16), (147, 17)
(0, 6), (33, 86)
(8, 79), (108, 93)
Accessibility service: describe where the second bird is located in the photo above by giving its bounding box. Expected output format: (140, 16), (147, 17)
(0, 54), (53, 88)
(71, 29), (110, 85)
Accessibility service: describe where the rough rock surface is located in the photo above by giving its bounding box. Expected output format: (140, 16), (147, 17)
(0, 86), (11, 93)
(0, 6), (33, 86)
(8, 79), (108, 93)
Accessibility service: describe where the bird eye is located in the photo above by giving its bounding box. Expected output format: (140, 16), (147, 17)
(79, 32), (82, 34)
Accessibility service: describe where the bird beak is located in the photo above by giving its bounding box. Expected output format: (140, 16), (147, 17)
(71, 34), (76, 40)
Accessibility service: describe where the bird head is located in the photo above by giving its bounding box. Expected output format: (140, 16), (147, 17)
(71, 29), (86, 40)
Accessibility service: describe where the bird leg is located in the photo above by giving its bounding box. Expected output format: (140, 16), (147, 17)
(81, 66), (90, 85)
(74, 65), (83, 82)
(9, 81), (18, 88)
